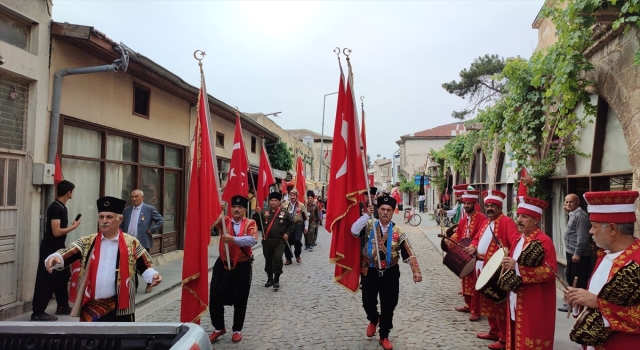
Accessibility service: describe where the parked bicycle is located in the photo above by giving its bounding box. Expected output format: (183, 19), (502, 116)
(403, 207), (422, 226)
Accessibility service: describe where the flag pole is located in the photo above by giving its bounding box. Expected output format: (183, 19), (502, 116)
(195, 51), (231, 270)
(345, 48), (382, 273)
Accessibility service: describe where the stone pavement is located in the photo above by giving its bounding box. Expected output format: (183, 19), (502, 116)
(11, 212), (578, 349)
(137, 214), (499, 350)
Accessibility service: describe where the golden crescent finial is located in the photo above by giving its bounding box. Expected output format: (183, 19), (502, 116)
(343, 48), (352, 57)
(193, 50), (206, 61)
(360, 96), (365, 102)
(333, 47), (341, 57)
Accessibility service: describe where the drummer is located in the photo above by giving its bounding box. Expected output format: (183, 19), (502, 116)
(448, 189), (486, 321)
(501, 196), (557, 350)
(565, 191), (640, 348)
(464, 190), (519, 350)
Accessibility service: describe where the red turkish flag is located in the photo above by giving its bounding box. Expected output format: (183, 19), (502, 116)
(518, 167), (529, 196)
(295, 156), (306, 196)
(327, 58), (367, 293)
(222, 117), (249, 213)
(281, 177), (288, 195)
(257, 144), (275, 207)
(54, 154), (64, 185)
(180, 72), (222, 324)
(68, 260), (81, 303)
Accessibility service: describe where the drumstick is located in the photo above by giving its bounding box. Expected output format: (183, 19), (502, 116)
(567, 276), (578, 319)
(544, 262), (570, 290)
(437, 234), (468, 250)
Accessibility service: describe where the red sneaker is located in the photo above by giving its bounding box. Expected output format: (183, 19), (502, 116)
(476, 332), (499, 341)
(379, 338), (393, 350)
(209, 328), (226, 342)
(366, 322), (377, 337)
(487, 341), (506, 350)
(231, 331), (242, 343)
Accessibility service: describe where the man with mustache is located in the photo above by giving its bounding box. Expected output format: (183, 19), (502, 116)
(465, 190), (519, 350)
(501, 196), (557, 350)
(351, 194), (423, 350)
(208, 195), (258, 343)
(253, 192), (293, 290)
(45, 196), (162, 322)
(447, 189), (486, 321)
(281, 188), (308, 264)
(565, 191), (640, 349)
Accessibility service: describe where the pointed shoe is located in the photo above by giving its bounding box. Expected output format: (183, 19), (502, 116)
(209, 328), (226, 342)
(231, 331), (242, 343)
(379, 338), (393, 350)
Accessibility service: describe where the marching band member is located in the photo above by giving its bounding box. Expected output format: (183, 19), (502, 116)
(565, 191), (640, 349)
(465, 190), (519, 350)
(449, 189), (486, 321)
(501, 196), (557, 350)
(351, 194), (422, 350)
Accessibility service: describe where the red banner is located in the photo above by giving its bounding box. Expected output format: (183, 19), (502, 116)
(327, 57), (366, 293)
(222, 116), (249, 213)
(295, 156), (306, 196)
(257, 144), (275, 207)
(180, 73), (222, 323)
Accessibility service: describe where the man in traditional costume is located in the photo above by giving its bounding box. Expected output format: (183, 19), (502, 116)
(304, 190), (322, 251)
(351, 194), (422, 350)
(209, 195), (258, 343)
(438, 183), (469, 225)
(501, 196), (557, 350)
(448, 189), (486, 321)
(253, 192), (293, 290)
(465, 190), (519, 350)
(281, 188), (308, 264)
(45, 196), (162, 322)
(565, 190), (640, 349)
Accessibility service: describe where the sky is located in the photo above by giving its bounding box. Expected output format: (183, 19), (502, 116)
(51, 0), (543, 162)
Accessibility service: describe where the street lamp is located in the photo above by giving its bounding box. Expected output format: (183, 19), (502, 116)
(319, 91), (338, 196)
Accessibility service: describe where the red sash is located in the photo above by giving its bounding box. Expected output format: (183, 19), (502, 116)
(83, 229), (130, 310)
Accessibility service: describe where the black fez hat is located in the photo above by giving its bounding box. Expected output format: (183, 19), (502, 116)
(268, 192), (282, 201)
(377, 194), (397, 209)
(97, 196), (126, 214)
(307, 190), (315, 198)
(230, 195), (248, 209)
(369, 187), (378, 195)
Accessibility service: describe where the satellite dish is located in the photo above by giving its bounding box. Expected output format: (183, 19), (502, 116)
(302, 136), (314, 148)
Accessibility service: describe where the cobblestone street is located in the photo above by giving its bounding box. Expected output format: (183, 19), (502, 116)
(137, 214), (493, 349)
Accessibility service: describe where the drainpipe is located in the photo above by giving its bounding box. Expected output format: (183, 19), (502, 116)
(45, 43), (129, 206)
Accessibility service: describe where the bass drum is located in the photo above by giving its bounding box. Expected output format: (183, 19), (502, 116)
(475, 248), (508, 303)
(441, 224), (458, 252)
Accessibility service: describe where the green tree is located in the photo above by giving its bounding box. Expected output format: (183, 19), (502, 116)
(267, 141), (293, 172)
(442, 54), (507, 120)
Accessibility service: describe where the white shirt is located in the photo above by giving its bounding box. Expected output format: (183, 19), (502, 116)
(509, 236), (525, 321)
(475, 221), (495, 275)
(45, 233), (158, 300)
(128, 205), (142, 237)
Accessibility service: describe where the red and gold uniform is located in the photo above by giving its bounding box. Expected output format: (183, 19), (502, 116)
(570, 191), (640, 349)
(449, 190), (486, 316)
(470, 190), (519, 348)
(505, 196), (557, 350)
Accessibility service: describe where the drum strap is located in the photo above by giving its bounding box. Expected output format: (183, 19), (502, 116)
(488, 224), (502, 248)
